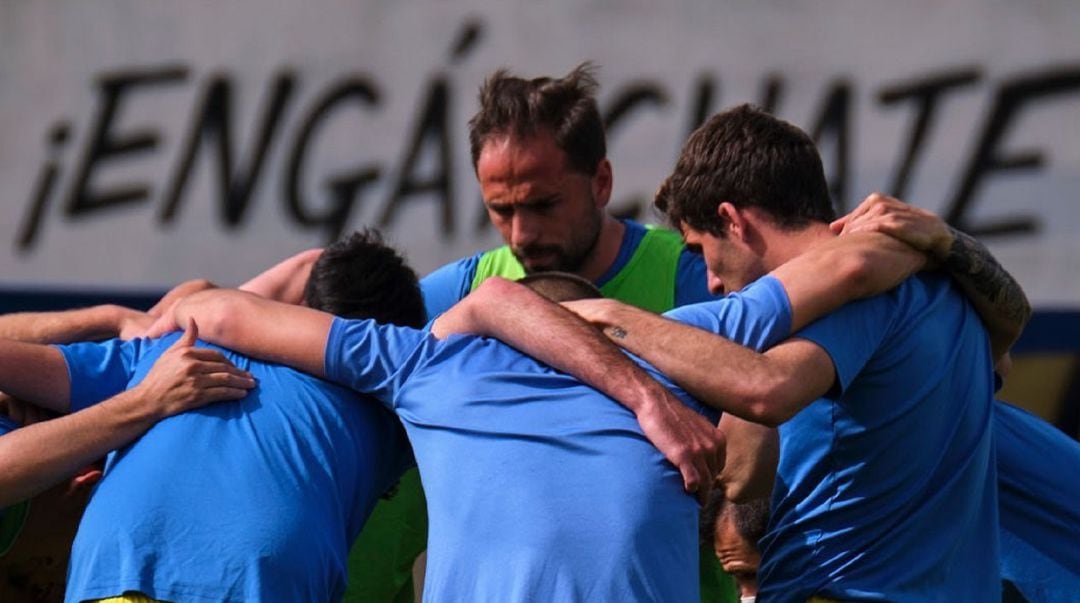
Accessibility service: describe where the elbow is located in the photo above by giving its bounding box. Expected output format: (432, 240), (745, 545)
(743, 401), (785, 428)
(472, 277), (532, 316)
(738, 378), (795, 428)
(474, 276), (522, 301)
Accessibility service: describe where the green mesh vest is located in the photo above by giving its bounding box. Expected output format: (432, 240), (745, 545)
(469, 226), (685, 313)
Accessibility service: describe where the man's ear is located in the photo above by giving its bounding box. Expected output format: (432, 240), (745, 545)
(717, 202), (747, 240)
(592, 159), (613, 209)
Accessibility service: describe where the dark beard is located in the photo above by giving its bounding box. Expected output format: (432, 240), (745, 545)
(514, 218), (603, 275)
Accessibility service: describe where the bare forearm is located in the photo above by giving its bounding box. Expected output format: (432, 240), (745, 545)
(0, 305), (131, 344)
(772, 233), (925, 332)
(240, 248), (323, 304)
(717, 415), (777, 502)
(590, 304), (829, 425)
(171, 289), (330, 376)
(833, 194), (1029, 359)
(0, 342), (70, 413)
(940, 228), (1031, 360)
(0, 389), (159, 506)
(435, 278), (727, 496)
(433, 279), (668, 414)
(591, 304), (764, 410)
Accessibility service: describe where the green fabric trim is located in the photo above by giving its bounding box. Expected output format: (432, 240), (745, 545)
(470, 227), (685, 314)
(0, 500), (30, 557)
(699, 542), (740, 602)
(471, 246), (525, 292)
(598, 226), (682, 313)
(343, 469), (426, 602)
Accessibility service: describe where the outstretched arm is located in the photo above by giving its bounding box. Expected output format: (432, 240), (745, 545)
(0, 304), (151, 344)
(716, 414), (778, 501)
(148, 288), (333, 377)
(431, 232), (921, 495)
(0, 323), (254, 507)
(239, 248), (323, 305)
(832, 193), (1031, 360)
(562, 232), (923, 410)
(0, 341), (71, 414)
(432, 277), (726, 502)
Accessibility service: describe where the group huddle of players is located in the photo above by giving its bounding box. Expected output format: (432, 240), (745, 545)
(0, 64), (1078, 603)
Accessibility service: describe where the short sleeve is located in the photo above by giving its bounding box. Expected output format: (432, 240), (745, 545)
(54, 338), (142, 412)
(324, 317), (430, 409)
(794, 293), (896, 395)
(420, 255), (481, 320)
(673, 248), (716, 307)
(664, 275), (793, 352)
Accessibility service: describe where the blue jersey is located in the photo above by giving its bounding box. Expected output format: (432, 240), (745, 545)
(996, 401), (1080, 602)
(323, 276), (792, 602)
(421, 219), (712, 319)
(57, 335), (412, 603)
(758, 273), (999, 601)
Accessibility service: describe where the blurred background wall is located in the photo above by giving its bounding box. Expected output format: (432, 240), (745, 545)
(1, 0), (1077, 436)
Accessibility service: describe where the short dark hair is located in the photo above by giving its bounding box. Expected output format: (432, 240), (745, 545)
(655, 104), (835, 236)
(700, 493), (770, 548)
(304, 229), (426, 328)
(519, 271), (603, 303)
(468, 63), (606, 176)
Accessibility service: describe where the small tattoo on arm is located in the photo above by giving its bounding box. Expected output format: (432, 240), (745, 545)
(609, 325), (628, 339)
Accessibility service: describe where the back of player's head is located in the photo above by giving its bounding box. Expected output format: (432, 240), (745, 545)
(468, 62), (606, 176)
(699, 493), (770, 548)
(305, 229), (426, 328)
(655, 103), (835, 236)
(519, 272), (602, 303)
(723, 497), (770, 544)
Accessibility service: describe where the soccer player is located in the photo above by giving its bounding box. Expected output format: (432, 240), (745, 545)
(146, 216), (930, 600)
(0, 231), (420, 602)
(0, 325), (251, 601)
(222, 64), (722, 599)
(338, 63), (726, 602)
(449, 105), (1007, 600)
(700, 495), (769, 603)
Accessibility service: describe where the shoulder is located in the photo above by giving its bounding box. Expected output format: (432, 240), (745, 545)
(420, 252), (485, 319)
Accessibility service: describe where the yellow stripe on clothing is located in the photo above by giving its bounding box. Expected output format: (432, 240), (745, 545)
(89, 593), (168, 603)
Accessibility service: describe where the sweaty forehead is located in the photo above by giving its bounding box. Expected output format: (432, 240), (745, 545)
(478, 134), (570, 180)
(478, 134), (574, 204)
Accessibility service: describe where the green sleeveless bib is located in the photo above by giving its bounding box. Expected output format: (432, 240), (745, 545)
(470, 226), (685, 313)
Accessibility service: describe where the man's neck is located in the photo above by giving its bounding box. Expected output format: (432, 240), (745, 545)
(576, 215), (626, 282)
(760, 222), (834, 272)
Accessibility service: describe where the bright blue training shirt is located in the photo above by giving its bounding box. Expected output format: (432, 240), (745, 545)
(758, 273), (999, 601)
(57, 334), (412, 603)
(323, 275), (791, 602)
(420, 219), (711, 319)
(996, 400), (1080, 602)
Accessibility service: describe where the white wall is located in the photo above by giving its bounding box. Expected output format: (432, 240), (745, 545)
(1, 0), (1078, 307)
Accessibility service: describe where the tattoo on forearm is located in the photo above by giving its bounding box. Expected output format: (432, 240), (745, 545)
(609, 325), (628, 339)
(943, 227), (1032, 328)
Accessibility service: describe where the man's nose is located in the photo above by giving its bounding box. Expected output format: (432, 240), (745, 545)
(511, 214), (539, 248)
(707, 271), (725, 295)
